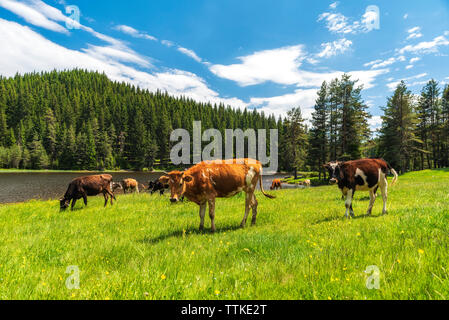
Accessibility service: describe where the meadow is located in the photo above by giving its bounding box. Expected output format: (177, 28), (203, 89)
(0, 169), (448, 300)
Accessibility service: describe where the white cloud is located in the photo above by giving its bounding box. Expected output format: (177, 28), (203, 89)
(318, 12), (360, 34)
(317, 38), (352, 58)
(364, 59), (382, 67)
(406, 26), (423, 40)
(0, 18), (246, 110)
(403, 14), (409, 20)
(209, 44), (387, 91)
(177, 47), (202, 63)
(329, 2), (339, 9)
(0, 0), (68, 33)
(386, 73), (428, 90)
(369, 116), (383, 129)
(410, 57), (421, 64)
(318, 8), (377, 35)
(113, 25), (157, 41)
(405, 65), (414, 69)
(250, 89), (318, 120)
(209, 45), (308, 86)
(161, 40), (175, 47)
(0, 0), (125, 46)
(82, 44), (152, 68)
(398, 35), (449, 54)
(364, 56), (405, 69)
(408, 26), (420, 34)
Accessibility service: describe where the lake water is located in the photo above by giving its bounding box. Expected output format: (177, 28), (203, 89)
(0, 172), (293, 204)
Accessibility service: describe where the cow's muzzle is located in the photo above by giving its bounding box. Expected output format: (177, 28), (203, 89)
(170, 198), (179, 203)
(329, 178), (338, 185)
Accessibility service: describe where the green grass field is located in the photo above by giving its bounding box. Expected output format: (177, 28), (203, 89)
(0, 169), (448, 300)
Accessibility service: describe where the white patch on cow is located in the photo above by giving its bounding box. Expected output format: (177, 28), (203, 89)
(202, 171), (207, 179)
(246, 167), (256, 187)
(355, 168), (371, 191)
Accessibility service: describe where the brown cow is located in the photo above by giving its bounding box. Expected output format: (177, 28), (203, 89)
(270, 179), (282, 190)
(122, 178), (140, 194)
(60, 174), (116, 211)
(159, 159), (275, 232)
(324, 158), (398, 218)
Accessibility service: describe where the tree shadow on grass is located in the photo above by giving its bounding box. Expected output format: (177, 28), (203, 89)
(139, 224), (243, 245)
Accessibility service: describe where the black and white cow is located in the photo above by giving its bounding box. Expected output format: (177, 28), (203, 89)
(324, 158), (398, 218)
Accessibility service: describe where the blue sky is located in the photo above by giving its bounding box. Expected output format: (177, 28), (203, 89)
(1, 0), (449, 130)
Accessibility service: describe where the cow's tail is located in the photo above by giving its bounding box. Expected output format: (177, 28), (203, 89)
(386, 162), (399, 186)
(259, 171), (276, 199)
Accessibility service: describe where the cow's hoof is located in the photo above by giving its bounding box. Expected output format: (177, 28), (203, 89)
(240, 223), (246, 229)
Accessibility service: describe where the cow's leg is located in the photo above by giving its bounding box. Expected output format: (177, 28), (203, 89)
(103, 192), (109, 207)
(105, 189), (115, 205)
(366, 189), (377, 216)
(83, 193), (88, 207)
(240, 192), (252, 228)
(380, 180), (388, 215)
(71, 198), (77, 211)
(199, 203), (207, 231)
(251, 194), (258, 226)
(208, 198), (216, 233)
(344, 189), (354, 218)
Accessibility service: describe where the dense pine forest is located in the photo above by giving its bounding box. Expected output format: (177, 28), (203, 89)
(0, 69), (448, 174)
(0, 70), (280, 171)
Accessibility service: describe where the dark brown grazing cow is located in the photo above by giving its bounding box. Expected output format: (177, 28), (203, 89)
(270, 179), (282, 190)
(60, 174), (116, 211)
(324, 159), (398, 218)
(159, 159), (275, 232)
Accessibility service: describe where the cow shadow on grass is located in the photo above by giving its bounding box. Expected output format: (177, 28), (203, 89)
(312, 212), (384, 225)
(139, 224), (243, 245)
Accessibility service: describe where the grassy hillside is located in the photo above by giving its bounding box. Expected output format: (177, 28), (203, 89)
(0, 169), (448, 300)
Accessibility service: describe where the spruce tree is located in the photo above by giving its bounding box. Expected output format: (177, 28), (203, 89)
(378, 81), (421, 173)
(309, 81), (328, 179)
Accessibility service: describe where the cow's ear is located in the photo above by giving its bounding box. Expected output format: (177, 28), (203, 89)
(183, 175), (193, 183)
(159, 176), (170, 184)
(323, 164), (329, 169)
